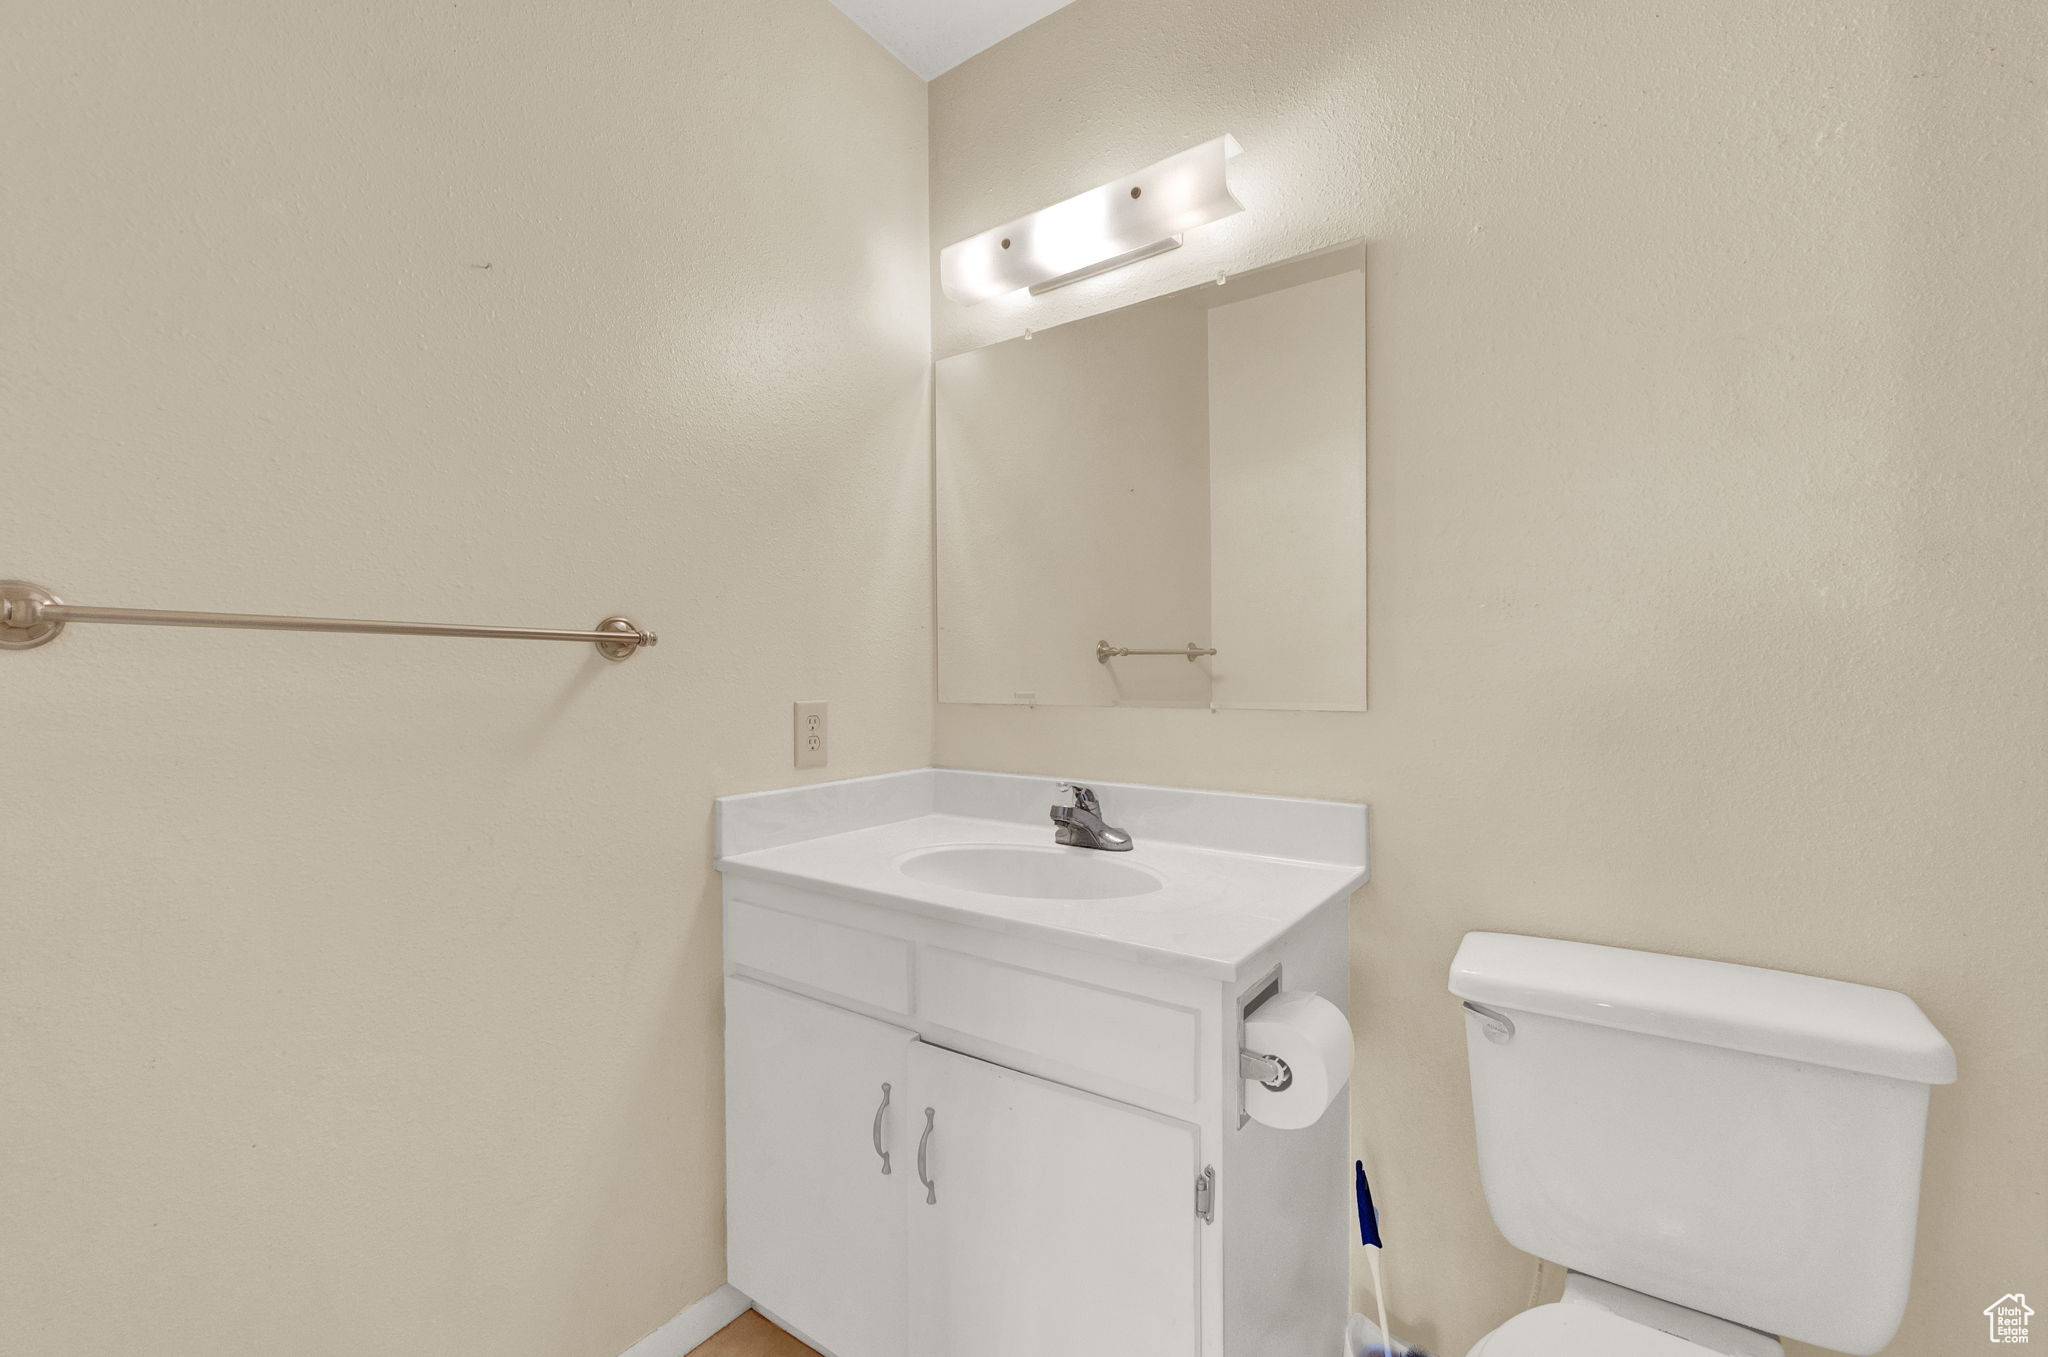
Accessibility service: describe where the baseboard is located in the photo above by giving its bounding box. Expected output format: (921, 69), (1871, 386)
(620, 1284), (753, 1357)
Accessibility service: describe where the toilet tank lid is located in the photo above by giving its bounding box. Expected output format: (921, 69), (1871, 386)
(1449, 933), (1956, 1084)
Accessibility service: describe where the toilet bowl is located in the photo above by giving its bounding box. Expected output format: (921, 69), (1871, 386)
(1470, 1274), (1783, 1357)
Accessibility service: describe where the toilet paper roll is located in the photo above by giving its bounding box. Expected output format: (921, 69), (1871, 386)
(1243, 990), (1354, 1130)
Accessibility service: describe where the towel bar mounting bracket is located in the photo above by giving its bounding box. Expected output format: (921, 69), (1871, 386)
(0, 581), (62, 650)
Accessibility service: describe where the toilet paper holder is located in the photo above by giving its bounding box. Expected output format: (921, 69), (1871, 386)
(1239, 1048), (1293, 1090)
(1236, 963), (1290, 1126)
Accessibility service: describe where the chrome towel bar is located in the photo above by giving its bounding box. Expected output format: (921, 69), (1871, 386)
(0, 580), (655, 661)
(1097, 639), (1217, 663)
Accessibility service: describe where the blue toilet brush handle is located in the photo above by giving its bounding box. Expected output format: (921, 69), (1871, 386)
(1356, 1159), (1382, 1248)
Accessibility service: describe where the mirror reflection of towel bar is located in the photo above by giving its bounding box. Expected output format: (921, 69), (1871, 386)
(1096, 640), (1217, 663)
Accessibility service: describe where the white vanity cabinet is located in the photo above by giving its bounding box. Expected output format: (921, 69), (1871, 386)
(728, 969), (1204, 1357)
(724, 976), (915, 1357)
(907, 1042), (1201, 1357)
(716, 769), (1368, 1357)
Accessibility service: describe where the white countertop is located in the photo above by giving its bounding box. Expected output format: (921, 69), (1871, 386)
(714, 770), (1369, 980)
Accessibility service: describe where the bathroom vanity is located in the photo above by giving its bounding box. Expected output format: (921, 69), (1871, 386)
(714, 769), (1368, 1357)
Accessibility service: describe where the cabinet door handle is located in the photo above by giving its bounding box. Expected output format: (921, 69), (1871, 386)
(916, 1106), (937, 1205)
(872, 1083), (892, 1176)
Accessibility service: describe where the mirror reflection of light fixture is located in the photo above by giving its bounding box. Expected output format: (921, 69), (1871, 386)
(939, 135), (1244, 305)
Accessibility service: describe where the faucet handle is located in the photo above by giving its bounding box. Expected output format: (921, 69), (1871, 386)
(1057, 782), (1101, 814)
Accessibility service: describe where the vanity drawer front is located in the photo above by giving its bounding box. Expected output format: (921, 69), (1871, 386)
(918, 947), (1201, 1105)
(725, 897), (914, 1016)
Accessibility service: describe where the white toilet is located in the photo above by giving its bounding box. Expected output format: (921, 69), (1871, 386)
(1449, 932), (1956, 1357)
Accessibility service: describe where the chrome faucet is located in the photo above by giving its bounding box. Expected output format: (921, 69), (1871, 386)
(1049, 783), (1133, 852)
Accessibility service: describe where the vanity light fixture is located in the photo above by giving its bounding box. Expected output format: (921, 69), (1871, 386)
(939, 135), (1244, 305)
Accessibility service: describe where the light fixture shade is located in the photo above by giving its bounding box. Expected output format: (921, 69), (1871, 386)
(939, 135), (1244, 305)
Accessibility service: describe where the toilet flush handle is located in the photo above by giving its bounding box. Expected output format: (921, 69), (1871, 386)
(1462, 1000), (1516, 1045)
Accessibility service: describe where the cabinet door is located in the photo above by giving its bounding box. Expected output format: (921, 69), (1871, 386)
(726, 976), (915, 1357)
(907, 1043), (1201, 1357)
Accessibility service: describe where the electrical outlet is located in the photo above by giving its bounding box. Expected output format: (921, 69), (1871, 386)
(794, 701), (827, 768)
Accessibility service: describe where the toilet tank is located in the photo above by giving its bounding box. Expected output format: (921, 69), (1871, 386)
(1449, 933), (1955, 1356)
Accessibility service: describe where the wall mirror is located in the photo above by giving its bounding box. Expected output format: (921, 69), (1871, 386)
(936, 241), (1367, 710)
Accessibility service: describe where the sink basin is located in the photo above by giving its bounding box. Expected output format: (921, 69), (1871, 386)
(894, 844), (1164, 901)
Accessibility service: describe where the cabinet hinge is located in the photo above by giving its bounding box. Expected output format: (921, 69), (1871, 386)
(1195, 1165), (1216, 1225)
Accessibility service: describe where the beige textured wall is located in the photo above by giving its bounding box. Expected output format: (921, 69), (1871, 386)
(933, 2), (2048, 1353)
(0, 3), (928, 1355)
